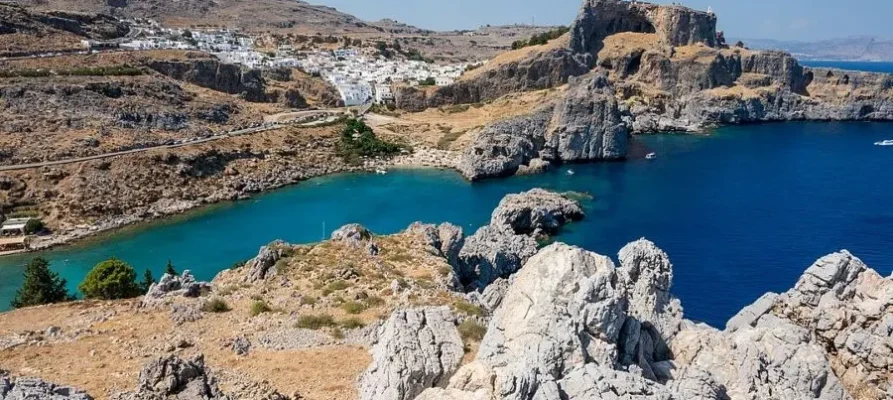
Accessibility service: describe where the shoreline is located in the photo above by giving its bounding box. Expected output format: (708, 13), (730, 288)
(8, 147), (462, 257)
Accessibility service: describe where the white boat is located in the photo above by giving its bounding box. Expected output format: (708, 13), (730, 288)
(375, 169), (388, 175)
(566, 169), (575, 176)
(875, 140), (893, 146)
(646, 152), (657, 159)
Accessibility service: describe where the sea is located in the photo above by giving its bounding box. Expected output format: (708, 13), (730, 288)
(0, 63), (891, 328)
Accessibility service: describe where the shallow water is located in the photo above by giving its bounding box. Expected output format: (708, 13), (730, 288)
(1, 122), (892, 328)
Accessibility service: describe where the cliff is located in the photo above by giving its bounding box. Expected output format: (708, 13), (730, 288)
(146, 58), (268, 103)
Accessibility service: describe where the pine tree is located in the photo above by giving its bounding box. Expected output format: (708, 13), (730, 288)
(78, 258), (142, 300)
(140, 269), (156, 293)
(164, 260), (177, 277)
(11, 257), (71, 309)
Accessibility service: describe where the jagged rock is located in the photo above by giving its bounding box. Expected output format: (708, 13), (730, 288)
(147, 59), (267, 103)
(0, 371), (93, 400)
(231, 337), (250, 356)
(437, 223), (465, 267)
(331, 223), (373, 247)
(115, 355), (227, 400)
(457, 107), (553, 181)
(144, 271), (211, 302)
(357, 307), (464, 400)
(456, 226), (537, 290)
(489, 189), (584, 236)
(243, 241), (285, 283)
(547, 74), (629, 161)
(479, 277), (512, 313)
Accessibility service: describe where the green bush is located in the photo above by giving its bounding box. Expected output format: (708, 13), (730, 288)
(326, 280), (351, 291)
(453, 300), (485, 317)
(10, 257), (71, 309)
(250, 300), (273, 316)
(338, 119), (406, 163)
(295, 314), (336, 330)
(164, 260), (177, 276)
(299, 296), (317, 306)
(458, 320), (487, 342)
(341, 301), (366, 315)
(202, 297), (231, 313)
(23, 219), (44, 234)
(78, 259), (142, 300)
(140, 269), (155, 292)
(339, 317), (365, 329)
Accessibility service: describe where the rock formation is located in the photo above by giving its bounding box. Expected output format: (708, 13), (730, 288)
(406, 222), (466, 268)
(408, 240), (893, 399)
(147, 58), (267, 103)
(457, 106), (553, 181)
(144, 271), (211, 302)
(489, 189), (584, 236)
(546, 74), (629, 161)
(243, 241), (287, 283)
(115, 355), (227, 400)
(357, 307), (464, 400)
(0, 371), (92, 400)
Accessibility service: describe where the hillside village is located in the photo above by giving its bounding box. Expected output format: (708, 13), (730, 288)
(117, 18), (473, 106)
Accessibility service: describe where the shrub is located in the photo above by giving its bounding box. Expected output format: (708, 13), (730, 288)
(337, 119), (406, 163)
(458, 320), (487, 342)
(250, 300), (272, 316)
(299, 296), (317, 306)
(326, 280), (350, 291)
(164, 260), (177, 276)
(453, 300), (485, 317)
(341, 301), (366, 315)
(23, 219), (44, 234)
(10, 257), (71, 309)
(339, 317), (365, 329)
(295, 314), (336, 330)
(78, 259), (142, 300)
(202, 297), (231, 313)
(140, 269), (155, 292)
(330, 327), (345, 339)
(364, 295), (385, 308)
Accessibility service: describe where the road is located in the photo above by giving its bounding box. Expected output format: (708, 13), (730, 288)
(0, 109), (344, 172)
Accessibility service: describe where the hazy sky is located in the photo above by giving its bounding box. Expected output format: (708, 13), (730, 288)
(309, 0), (893, 42)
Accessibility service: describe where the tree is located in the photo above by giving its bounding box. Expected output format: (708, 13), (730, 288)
(11, 257), (71, 308)
(140, 269), (155, 293)
(78, 259), (142, 300)
(24, 218), (44, 234)
(164, 260), (177, 276)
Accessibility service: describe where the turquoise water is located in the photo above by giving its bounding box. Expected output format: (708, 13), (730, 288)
(1, 122), (892, 328)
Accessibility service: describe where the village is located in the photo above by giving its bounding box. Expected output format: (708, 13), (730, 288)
(116, 19), (475, 106)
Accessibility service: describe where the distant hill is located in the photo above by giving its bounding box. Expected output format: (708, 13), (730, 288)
(2, 0), (388, 34)
(733, 36), (893, 62)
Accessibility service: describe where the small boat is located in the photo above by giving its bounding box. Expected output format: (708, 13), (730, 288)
(375, 169), (388, 175)
(875, 140), (893, 146)
(646, 152), (657, 159)
(566, 169), (575, 176)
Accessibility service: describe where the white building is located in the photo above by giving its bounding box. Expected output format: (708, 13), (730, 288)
(373, 84), (394, 104)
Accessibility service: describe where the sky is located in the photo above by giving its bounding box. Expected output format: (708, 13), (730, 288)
(309, 0), (893, 42)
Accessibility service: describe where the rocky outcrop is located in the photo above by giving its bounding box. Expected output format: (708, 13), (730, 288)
(147, 59), (267, 102)
(457, 106), (552, 181)
(115, 355), (227, 400)
(406, 222), (465, 267)
(489, 189), (584, 236)
(357, 307), (464, 400)
(144, 271), (211, 301)
(456, 226), (538, 290)
(458, 74), (628, 181)
(411, 241), (891, 400)
(243, 241), (287, 283)
(546, 74), (629, 161)
(0, 371), (92, 400)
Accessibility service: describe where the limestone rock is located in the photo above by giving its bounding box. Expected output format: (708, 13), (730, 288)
(331, 224), (373, 247)
(457, 107), (552, 181)
(144, 271), (210, 302)
(0, 372), (92, 400)
(456, 226), (537, 290)
(243, 241), (285, 283)
(547, 74), (629, 161)
(357, 307), (464, 400)
(116, 355), (227, 400)
(489, 188), (584, 236)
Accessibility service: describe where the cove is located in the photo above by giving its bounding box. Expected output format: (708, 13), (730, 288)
(1, 122), (892, 328)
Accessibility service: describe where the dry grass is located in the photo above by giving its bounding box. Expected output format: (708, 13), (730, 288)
(459, 33), (570, 82)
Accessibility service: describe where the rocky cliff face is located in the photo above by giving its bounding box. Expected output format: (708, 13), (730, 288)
(147, 58), (267, 103)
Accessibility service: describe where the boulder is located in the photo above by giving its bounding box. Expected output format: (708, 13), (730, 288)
(457, 107), (552, 181)
(358, 307), (464, 400)
(0, 372), (92, 400)
(456, 226), (538, 290)
(115, 355), (226, 400)
(331, 223), (373, 247)
(243, 241), (285, 283)
(144, 271), (210, 301)
(489, 189), (584, 236)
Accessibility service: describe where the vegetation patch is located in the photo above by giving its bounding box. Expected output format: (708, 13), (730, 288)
(453, 300), (485, 317)
(78, 259), (142, 300)
(511, 26), (571, 50)
(341, 301), (366, 315)
(295, 314), (337, 330)
(458, 320), (487, 342)
(337, 119), (407, 164)
(339, 317), (365, 329)
(202, 298), (231, 313)
(249, 300), (273, 316)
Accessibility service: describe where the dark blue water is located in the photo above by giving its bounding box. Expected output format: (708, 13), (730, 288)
(801, 60), (893, 73)
(1, 122), (892, 328)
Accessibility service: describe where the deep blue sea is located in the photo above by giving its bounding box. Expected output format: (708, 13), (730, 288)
(1, 122), (891, 327)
